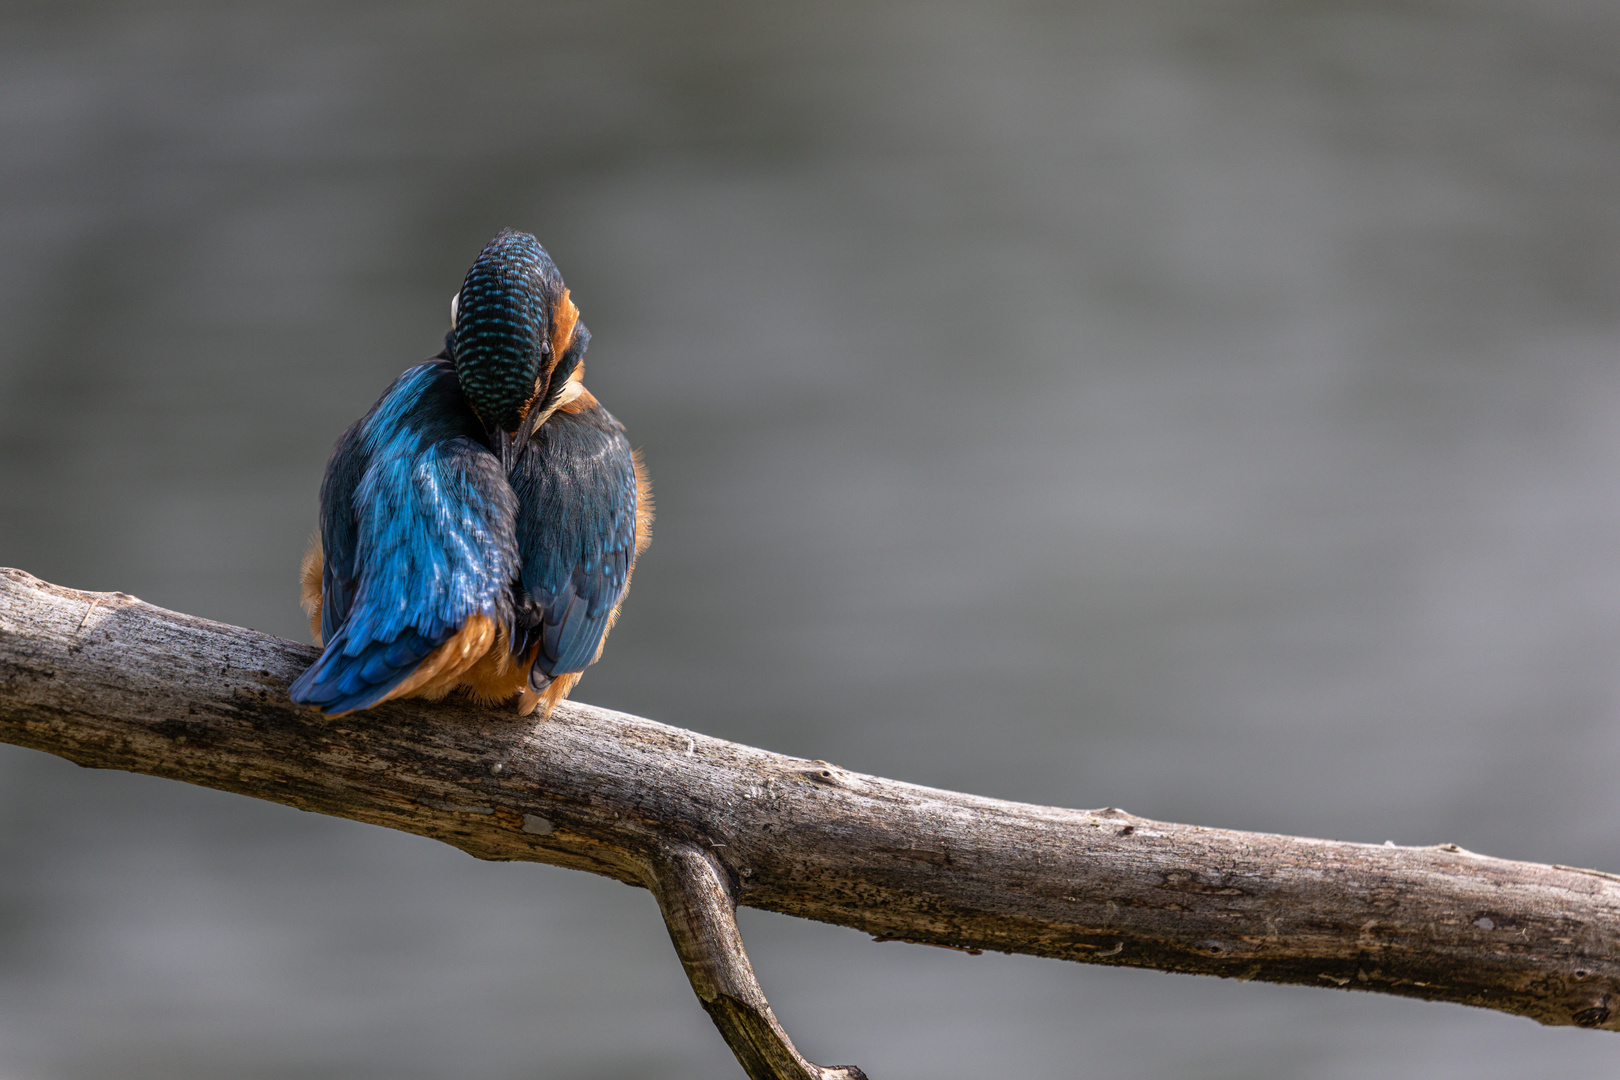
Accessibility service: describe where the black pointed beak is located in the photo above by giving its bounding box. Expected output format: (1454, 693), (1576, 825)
(493, 401), (546, 474)
(495, 428), (522, 473)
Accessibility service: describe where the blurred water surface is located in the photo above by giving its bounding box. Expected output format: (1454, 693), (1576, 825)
(5, 1), (1620, 1076)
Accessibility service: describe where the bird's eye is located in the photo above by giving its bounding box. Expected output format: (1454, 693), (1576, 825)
(449, 292), (460, 329)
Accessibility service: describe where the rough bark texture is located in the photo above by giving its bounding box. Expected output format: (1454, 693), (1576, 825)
(649, 842), (867, 1080)
(2, 566), (1619, 1067)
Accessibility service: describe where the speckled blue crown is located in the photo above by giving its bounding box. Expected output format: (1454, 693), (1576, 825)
(449, 229), (565, 433)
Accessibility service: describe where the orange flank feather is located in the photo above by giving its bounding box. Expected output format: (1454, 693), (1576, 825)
(297, 540), (537, 715)
(531, 672), (584, 719)
(454, 625), (537, 707)
(379, 614), (498, 704)
(300, 537), (324, 645)
(633, 448), (654, 559)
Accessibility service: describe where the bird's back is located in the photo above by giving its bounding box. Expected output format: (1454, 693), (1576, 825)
(291, 360), (520, 715)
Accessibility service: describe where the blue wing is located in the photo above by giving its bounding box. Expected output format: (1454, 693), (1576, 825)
(291, 360), (518, 714)
(509, 400), (641, 686)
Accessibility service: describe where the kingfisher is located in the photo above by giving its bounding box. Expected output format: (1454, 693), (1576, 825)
(289, 229), (651, 718)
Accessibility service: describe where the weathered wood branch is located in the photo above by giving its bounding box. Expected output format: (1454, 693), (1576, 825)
(649, 842), (866, 1079)
(3, 568), (1619, 1079)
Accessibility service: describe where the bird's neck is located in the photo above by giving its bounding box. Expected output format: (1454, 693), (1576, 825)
(521, 372), (595, 432)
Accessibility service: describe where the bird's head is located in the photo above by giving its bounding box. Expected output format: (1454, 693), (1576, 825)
(447, 229), (582, 461)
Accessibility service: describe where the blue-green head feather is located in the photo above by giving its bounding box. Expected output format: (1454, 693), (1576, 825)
(448, 229), (567, 436)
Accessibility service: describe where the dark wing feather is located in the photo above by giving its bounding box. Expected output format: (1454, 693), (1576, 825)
(509, 401), (641, 685)
(290, 361), (518, 714)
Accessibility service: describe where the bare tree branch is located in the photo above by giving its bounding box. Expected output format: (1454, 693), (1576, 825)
(648, 842), (867, 1079)
(3, 567), (1619, 1078)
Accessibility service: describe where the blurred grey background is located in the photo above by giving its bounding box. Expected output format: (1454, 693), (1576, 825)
(3, 1), (1620, 1077)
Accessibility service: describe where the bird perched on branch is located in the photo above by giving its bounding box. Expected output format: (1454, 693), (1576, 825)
(290, 229), (651, 718)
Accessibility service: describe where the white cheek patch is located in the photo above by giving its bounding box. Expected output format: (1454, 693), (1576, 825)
(450, 292), (460, 329)
(527, 379), (587, 431)
(553, 378), (585, 410)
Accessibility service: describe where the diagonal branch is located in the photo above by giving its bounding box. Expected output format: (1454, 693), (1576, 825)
(2, 567), (1620, 1078)
(646, 842), (867, 1080)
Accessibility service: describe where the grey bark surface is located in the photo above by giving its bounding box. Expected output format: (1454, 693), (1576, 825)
(2, 568), (1619, 1076)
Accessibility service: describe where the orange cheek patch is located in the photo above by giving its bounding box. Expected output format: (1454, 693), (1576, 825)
(551, 289), (580, 369)
(558, 386), (600, 415)
(515, 290), (583, 427)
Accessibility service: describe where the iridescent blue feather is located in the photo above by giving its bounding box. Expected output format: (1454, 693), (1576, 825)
(448, 229), (565, 434)
(509, 401), (640, 685)
(290, 361), (518, 714)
